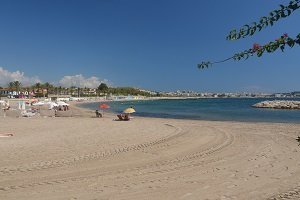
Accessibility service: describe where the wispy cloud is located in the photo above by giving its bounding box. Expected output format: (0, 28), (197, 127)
(0, 67), (41, 86)
(58, 74), (110, 88)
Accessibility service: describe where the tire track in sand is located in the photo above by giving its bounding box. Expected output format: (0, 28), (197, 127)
(0, 124), (182, 176)
(0, 125), (235, 192)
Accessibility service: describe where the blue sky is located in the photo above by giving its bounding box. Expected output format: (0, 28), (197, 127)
(0, 0), (299, 92)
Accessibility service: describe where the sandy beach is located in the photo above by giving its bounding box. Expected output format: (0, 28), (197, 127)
(1, 102), (300, 200)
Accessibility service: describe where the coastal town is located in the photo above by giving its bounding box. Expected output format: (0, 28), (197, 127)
(1, 81), (300, 100)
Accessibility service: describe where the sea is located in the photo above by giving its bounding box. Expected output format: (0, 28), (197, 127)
(78, 98), (300, 123)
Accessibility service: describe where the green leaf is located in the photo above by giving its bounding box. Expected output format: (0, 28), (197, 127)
(287, 39), (295, 47)
(257, 24), (263, 31)
(269, 19), (274, 26)
(257, 50), (263, 57)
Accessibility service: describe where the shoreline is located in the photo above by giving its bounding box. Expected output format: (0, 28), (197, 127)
(73, 99), (300, 125)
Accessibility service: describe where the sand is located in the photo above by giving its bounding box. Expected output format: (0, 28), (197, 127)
(1, 103), (300, 200)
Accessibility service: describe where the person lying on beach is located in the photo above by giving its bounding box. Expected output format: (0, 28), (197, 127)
(0, 133), (14, 137)
(116, 114), (130, 121)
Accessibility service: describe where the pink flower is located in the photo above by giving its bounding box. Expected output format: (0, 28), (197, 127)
(252, 43), (261, 52)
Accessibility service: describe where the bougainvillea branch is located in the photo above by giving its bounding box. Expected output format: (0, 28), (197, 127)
(226, 0), (300, 40)
(198, 1), (300, 69)
(198, 33), (300, 69)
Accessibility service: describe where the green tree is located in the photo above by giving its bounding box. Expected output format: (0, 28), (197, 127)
(43, 82), (52, 97)
(35, 82), (42, 92)
(13, 81), (22, 92)
(58, 86), (62, 95)
(70, 86), (76, 96)
(8, 82), (15, 91)
(7, 81), (22, 92)
(98, 83), (108, 92)
(97, 83), (108, 96)
(198, 0), (300, 69)
(77, 87), (81, 97)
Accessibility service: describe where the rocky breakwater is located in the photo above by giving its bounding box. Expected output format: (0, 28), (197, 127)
(252, 100), (300, 109)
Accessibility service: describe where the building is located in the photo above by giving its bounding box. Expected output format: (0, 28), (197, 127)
(292, 91), (300, 97)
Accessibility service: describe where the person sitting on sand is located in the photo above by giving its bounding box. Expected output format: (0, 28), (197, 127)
(95, 110), (102, 118)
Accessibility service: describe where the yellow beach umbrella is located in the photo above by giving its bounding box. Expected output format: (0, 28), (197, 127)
(123, 107), (136, 114)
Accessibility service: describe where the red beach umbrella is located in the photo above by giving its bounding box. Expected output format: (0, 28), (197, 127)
(98, 103), (110, 117)
(99, 103), (110, 109)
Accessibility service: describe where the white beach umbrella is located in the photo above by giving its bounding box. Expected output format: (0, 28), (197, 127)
(48, 102), (58, 109)
(57, 101), (69, 106)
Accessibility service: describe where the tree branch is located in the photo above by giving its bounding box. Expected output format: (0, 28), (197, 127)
(226, 0), (300, 40)
(198, 33), (300, 69)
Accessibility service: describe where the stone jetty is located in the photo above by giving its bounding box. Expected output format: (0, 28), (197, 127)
(252, 100), (300, 109)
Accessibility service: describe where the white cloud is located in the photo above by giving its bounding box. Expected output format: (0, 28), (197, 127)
(58, 74), (110, 88)
(0, 67), (111, 88)
(0, 67), (41, 87)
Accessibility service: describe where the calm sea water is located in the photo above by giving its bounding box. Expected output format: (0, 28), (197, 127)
(79, 98), (300, 123)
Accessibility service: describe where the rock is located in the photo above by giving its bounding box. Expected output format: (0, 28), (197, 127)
(252, 100), (300, 110)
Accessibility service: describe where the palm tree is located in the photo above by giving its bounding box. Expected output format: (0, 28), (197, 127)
(13, 81), (22, 93)
(70, 86), (76, 96)
(58, 86), (62, 95)
(43, 82), (52, 97)
(77, 87), (81, 97)
(8, 82), (14, 91)
(35, 82), (42, 93)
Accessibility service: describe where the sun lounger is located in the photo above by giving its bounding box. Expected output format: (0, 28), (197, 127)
(21, 110), (36, 117)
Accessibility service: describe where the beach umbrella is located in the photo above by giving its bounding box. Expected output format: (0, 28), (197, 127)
(123, 107), (136, 114)
(57, 101), (69, 106)
(47, 102), (58, 109)
(99, 103), (110, 116)
(99, 103), (110, 109)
